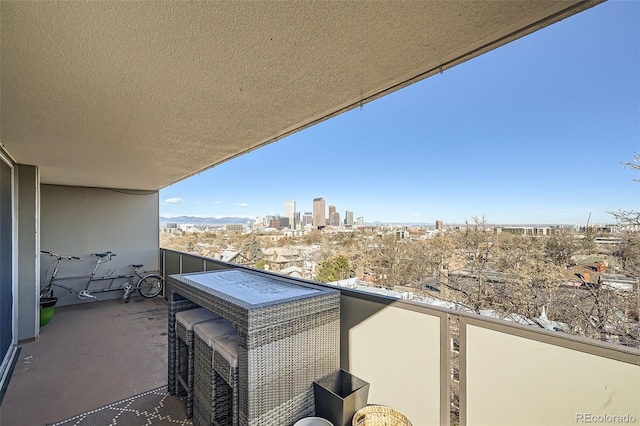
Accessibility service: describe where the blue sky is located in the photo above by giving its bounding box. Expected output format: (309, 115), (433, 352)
(160, 1), (639, 226)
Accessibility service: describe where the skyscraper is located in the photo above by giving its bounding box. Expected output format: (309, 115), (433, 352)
(303, 212), (313, 226)
(285, 200), (296, 229)
(329, 211), (341, 226)
(313, 198), (325, 227)
(345, 210), (354, 226)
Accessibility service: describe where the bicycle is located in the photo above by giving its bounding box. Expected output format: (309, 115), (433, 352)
(40, 250), (163, 303)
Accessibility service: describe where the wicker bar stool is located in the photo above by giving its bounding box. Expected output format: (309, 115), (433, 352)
(211, 332), (239, 426)
(193, 319), (237, 426)
(175, 308), (222, 417)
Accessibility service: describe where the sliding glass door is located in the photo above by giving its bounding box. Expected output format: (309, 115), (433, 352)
(0, 158), (13, 380)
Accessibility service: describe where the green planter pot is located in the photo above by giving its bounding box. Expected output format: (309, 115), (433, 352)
(40, 297), (58, 326)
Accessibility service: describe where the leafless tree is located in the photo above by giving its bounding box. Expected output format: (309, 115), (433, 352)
(545, 230), (577, 266)
(623, 152), (640, 181)
(607, 153), (640, 227)
(444, 216), (498, 312)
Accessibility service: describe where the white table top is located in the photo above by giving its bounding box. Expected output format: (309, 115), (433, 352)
(184, 269), (319, 305)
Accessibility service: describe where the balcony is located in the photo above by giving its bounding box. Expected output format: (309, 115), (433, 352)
(160, 249), (640, 426)
(1, 297), (170, 426)
(5, 248), (637, 425)
(1, 2), (636, 425)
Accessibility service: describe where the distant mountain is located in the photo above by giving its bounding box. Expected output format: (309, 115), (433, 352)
(160, 216), (254, 226)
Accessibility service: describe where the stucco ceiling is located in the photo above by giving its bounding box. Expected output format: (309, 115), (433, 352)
(1, 1), (602, 190)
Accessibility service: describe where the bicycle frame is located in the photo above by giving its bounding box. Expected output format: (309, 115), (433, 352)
(42, 251), (143, 300)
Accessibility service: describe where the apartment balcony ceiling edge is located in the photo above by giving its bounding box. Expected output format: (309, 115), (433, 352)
(0, 0), (603, 191)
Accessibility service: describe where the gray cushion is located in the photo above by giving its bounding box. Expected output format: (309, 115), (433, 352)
(213, 333), (239, 368)
(193, 318), (236, 345)
(176, 308), (221, 330)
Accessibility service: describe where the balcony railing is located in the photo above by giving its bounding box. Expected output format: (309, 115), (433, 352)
(160, 248), (640, 426)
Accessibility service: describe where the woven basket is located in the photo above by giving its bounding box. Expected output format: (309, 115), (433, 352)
(352, 405), (412, 426)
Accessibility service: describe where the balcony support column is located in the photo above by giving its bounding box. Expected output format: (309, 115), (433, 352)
(16, 164), (39, 341)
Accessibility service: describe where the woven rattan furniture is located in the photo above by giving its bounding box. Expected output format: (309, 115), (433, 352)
(193, 319), (237, 426)
(167, 269), (340, 426)
(212, 332), (239, 426)
(175, 307), (222, 417)
(169, 298), (201, 394)
(351, 405), (412, 426)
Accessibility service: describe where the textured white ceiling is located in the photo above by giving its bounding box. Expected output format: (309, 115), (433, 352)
(1, 1), (602, 190)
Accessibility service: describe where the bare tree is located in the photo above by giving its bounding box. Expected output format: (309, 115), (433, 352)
(492, 233), (563, 325)
(445, 216), (498, 312)
(607, 153), (640, 227)
(552, 279), (639, 347)
(608, 209), (640, 227)
(613, 232), (640, 277)
(240, 235), (263, 262)
(623, 152), (640, 181)
(422, 233), (456, 278)
(545, 230), (577, 266)
(367, 234), (407, 288)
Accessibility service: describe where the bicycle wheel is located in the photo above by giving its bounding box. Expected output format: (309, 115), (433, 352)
(137, 275), (163, 298)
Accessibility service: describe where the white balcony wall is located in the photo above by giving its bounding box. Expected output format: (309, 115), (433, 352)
(40, 185), (159, 307)
(465, 324), (640, 426)
(341, 294), (443, 426)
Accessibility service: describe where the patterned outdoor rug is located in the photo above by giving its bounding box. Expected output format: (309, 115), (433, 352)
(47, 386), (193, 425)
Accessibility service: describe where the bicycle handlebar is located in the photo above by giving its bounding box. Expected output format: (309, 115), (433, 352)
(40, 251), (83, 261)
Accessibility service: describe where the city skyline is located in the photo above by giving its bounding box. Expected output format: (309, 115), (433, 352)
(159, 1), (639, 226)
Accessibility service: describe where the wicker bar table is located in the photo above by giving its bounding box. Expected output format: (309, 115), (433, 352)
(167, 269), (340, 426)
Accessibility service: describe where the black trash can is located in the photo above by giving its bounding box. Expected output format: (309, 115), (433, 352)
(313, 369), (370, 426)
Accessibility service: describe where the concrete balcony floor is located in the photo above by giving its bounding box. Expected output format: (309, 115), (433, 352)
(1, 296), (172, 426)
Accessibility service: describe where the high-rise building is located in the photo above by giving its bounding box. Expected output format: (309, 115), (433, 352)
(225, 224), (244, 233)
(329, 211), (341, 226)
(313, 198), (325, 227)
(356, 217), (364, 227)
(303, 212), (313, 226)
(436, 220), (444, 230)
(345, 210), (354, 226)
(268, 218), (281, 229)
(328, 205), (338, 226)
(285, 200), (296, 229)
